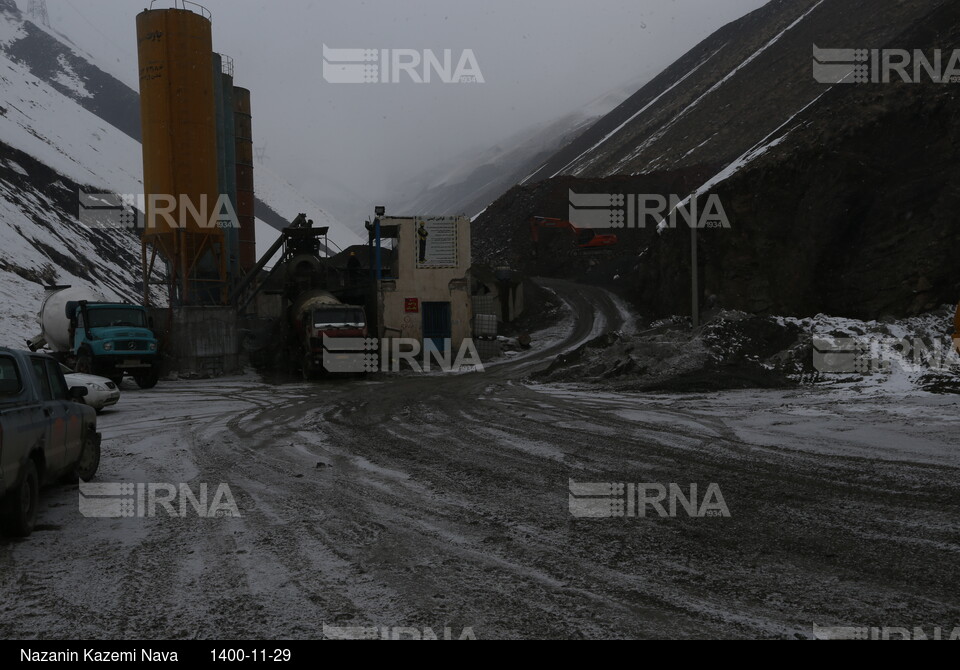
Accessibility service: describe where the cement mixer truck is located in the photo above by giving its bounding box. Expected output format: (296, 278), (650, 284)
(28, 287), (161, 389)
(289, 289), (368, 379)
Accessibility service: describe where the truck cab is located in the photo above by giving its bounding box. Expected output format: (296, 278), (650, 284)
(296, 301), (368, 378)
(71, 301), (160, 388)
(311, 304), (368, 339)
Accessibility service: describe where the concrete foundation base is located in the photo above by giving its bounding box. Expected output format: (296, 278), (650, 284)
(149, 306), (240, 378)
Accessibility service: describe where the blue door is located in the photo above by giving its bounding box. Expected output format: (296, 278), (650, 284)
(422, 302), (452, 353)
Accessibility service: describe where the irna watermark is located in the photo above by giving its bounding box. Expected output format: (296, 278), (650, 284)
(568, 189), (730, 230)
(813, 46), (960, 84)
(812, 335), (960, 374)
(79, 482), (241, 518)
(568, 479), (730, 519)
(79, 191), (240, 230)
(321, 336), (484, 374)
(322, 45), (484, 84)
(322, 624), (477, 640)
(813, 623), (960, 640)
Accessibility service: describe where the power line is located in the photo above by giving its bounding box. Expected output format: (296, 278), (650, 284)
(62, 0), (135, 61)
(27, 0), (50, 28)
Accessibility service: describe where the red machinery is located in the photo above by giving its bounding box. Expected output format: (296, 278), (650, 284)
(529, 216), (619, 251)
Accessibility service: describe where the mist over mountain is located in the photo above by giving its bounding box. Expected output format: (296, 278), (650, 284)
(473, 0), (960, 320)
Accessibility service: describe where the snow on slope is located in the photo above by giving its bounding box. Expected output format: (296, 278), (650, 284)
(548, 48), (722, 180)
(0, 46), (142, 193)
(0, 3), (23, 45)
(523, 0), (895, 187)
(254, 165), (361, 253)
(0, 29), (150, 345)
(625, 0), (826, 175)
(391, 72), (651, 218)
(0, 270), (49, 345)
(9, 0), (138, 91)
(0, 158), (146, 347)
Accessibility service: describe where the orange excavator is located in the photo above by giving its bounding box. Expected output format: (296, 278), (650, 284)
(529, 216), (619, 254)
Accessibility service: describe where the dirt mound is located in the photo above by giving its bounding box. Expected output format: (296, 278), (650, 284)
(534, 306), (960, 393)
(533, 311), (802, 392)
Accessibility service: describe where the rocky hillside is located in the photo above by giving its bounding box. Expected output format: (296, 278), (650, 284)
(0, 0), (151, 343)
(475, 0), (960, 321)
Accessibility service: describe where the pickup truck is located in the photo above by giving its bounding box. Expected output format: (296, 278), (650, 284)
(0, 347), (101, 537)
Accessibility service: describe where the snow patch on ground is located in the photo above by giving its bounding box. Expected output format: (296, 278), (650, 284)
(780, 308), (960, 395)
(484, 286), (577, 368)
(534, 305), (959, 396)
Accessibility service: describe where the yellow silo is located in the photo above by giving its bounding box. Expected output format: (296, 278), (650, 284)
(137, 6), (227, 305)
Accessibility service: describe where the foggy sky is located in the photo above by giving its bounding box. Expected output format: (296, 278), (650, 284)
(26, 0), (768, 226)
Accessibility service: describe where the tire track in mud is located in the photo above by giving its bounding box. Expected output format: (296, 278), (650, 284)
(285, 282), (751, 637)
(173, 383), (434, 636)
(478, 387), (960, 633)
(81, 387), (311, 639)
(4, 280), (959, 638)
(0, 384), (337, 639)
(294, 280), (960, 637)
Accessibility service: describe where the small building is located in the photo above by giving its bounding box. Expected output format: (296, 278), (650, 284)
(471, 264), (525, 324)
(369, 215), (472, 352)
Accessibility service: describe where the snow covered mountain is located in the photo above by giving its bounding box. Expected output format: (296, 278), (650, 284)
(0, 0), (360, 344)
(474, 0), (960, 321)
(386, 77), (647, 220)
(521, 0), (926, 182)
(0, 0), (147, 344)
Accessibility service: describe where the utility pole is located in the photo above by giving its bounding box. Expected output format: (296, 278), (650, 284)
(27, 0), (50, 27)
(255, 145), (267, 166)
(691, 224), (700, 328)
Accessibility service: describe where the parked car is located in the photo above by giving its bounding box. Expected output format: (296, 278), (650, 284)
(60, 364), (120, 413)
(0, 348), (101, 537)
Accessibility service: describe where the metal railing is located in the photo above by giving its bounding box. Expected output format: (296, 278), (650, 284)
(149, 0), (212, 20)
(219, 54), (234, 77)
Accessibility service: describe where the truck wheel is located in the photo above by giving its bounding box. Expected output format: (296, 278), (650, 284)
(134, 371), (159, 389)
(74, 435), (101, 483)
(76, 352), (94, 375)
(2, 460), (39, 538)
(301, 356), (313, 381)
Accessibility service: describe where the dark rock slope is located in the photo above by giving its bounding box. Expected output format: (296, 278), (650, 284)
(474, 0), (960, 320)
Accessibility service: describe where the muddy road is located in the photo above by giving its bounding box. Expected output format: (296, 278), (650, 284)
(2, 280), (958, 640)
